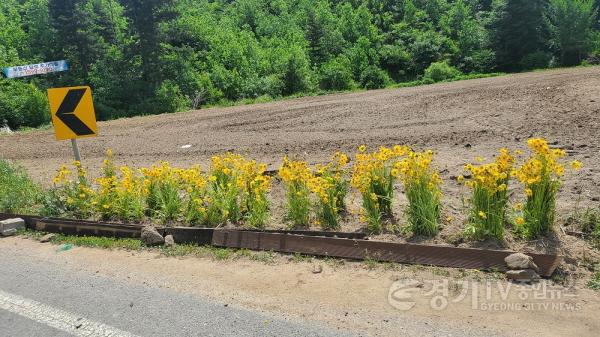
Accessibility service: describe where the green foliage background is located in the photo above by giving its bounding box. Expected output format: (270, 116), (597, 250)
(1, 0), (599, 129)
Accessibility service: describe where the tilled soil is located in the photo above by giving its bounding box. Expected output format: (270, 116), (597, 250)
(1, 67), (599, 272)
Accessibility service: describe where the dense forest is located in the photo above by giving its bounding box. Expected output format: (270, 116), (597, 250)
(1, 0), (599, 129)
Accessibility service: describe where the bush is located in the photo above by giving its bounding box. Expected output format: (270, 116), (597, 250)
(379, 44), (413, 81)
(359, 66), (391, 89)
(423, 61), (461, 83)
(519, 51), (551, 71)
(459, 50), (496, 73)
(0, 81), (49, 129)
(155, 80), (190, 113)
(319, 57), (354, 91)
(282, 51), (312, 95)
(0, 159), (41, 213)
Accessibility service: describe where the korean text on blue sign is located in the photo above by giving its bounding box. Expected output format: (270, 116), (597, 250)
(2, 60), (69, 79)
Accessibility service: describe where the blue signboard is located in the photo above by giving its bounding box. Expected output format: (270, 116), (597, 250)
(2, 60), (69, 79)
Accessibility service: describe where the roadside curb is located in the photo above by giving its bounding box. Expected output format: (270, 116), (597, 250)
(0, 213), (562, 277)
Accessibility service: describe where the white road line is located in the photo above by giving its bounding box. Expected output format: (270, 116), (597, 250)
(0, 289), (140, 337)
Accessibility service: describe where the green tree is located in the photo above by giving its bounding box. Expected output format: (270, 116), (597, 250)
(48, 0), (103, 81)
(546, 0), (597, 65)
(441, 0), (492, 72)
(282, 48), (312, 95)
(120, 0), (177, 86)
(491, 0), (548, 71)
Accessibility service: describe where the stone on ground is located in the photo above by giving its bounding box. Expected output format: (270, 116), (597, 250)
(506, 269), (540, 283)
(0, 218), (25, 237)
(505, 253), (539, 272)
(141, 226), (164, 245)
(39, 233), (56, 243)
(164, 235), (175, 247)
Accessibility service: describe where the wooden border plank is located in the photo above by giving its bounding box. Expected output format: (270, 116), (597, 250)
(212, 230), (562, 277)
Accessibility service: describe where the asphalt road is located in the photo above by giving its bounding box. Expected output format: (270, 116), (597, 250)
(0, 249), (361, 337)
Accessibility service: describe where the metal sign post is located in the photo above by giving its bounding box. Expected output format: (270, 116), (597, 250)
(70, 139), (82, 162)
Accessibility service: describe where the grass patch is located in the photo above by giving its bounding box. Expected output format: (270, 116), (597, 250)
(566, 206), (600, 247)
(248, 250), (277, 264)
(212, 247), (233, 260)
(587, 272), (600, 290)
(0, 159), (42, 213)
(50, 233), (143, 250)
(19, 229), (142, 250)
(0, 124), (52, 136)
(363, 256), (380, 270)
(431, 266), (451, 277)
(391, 72), (505, 88)
(160, 244), (214, 258)
(290, 252), (312, 263)
(322, 256), (346, 269)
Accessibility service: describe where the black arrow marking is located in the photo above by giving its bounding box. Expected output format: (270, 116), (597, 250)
(55, 88), (94, 136)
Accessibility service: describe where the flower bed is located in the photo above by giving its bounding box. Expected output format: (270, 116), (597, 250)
(43, 138), (581, 242)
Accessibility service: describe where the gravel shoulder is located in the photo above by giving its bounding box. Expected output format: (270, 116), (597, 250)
(1, 236), (598, 337)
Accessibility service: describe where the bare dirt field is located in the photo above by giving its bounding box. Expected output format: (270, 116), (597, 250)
(1, 67), (600, 280)
(2, 67), (599, 197)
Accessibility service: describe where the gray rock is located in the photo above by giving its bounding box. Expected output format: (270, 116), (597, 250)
(504, 253), (539, 272)
(1, 228), (17, 237)
(506, 269), (540, 283)
(39, 233), (56, 243)
(164, 235), (175, 247)
(312, 264), (323, 274)
(0, 218), (25, 236)
(0, 125), (12, 134)
(140, 226), (164, 245)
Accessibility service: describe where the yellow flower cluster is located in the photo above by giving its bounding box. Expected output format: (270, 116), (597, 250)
(51, 151), (272, 226)
(51, 161), (95, 218)
(210, 153), (272, 226)
(279, 157), (313, 184)
(463, 149), (514, 194)
(278, 157), (313, 227)
(46, 139), (582, 238)
(512, 138), (582, 186)
(52, 165), (72, 185)
(141, 161), (184, 183)
(279, 152), (350, 230)
(394, 149), (442, 236)
(312, 152), (349, 204)
(351, 145), (408, 194)
(394, 150), (442, 192)
(307, 176), (334, 203)
(510, 138), (582, 238)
